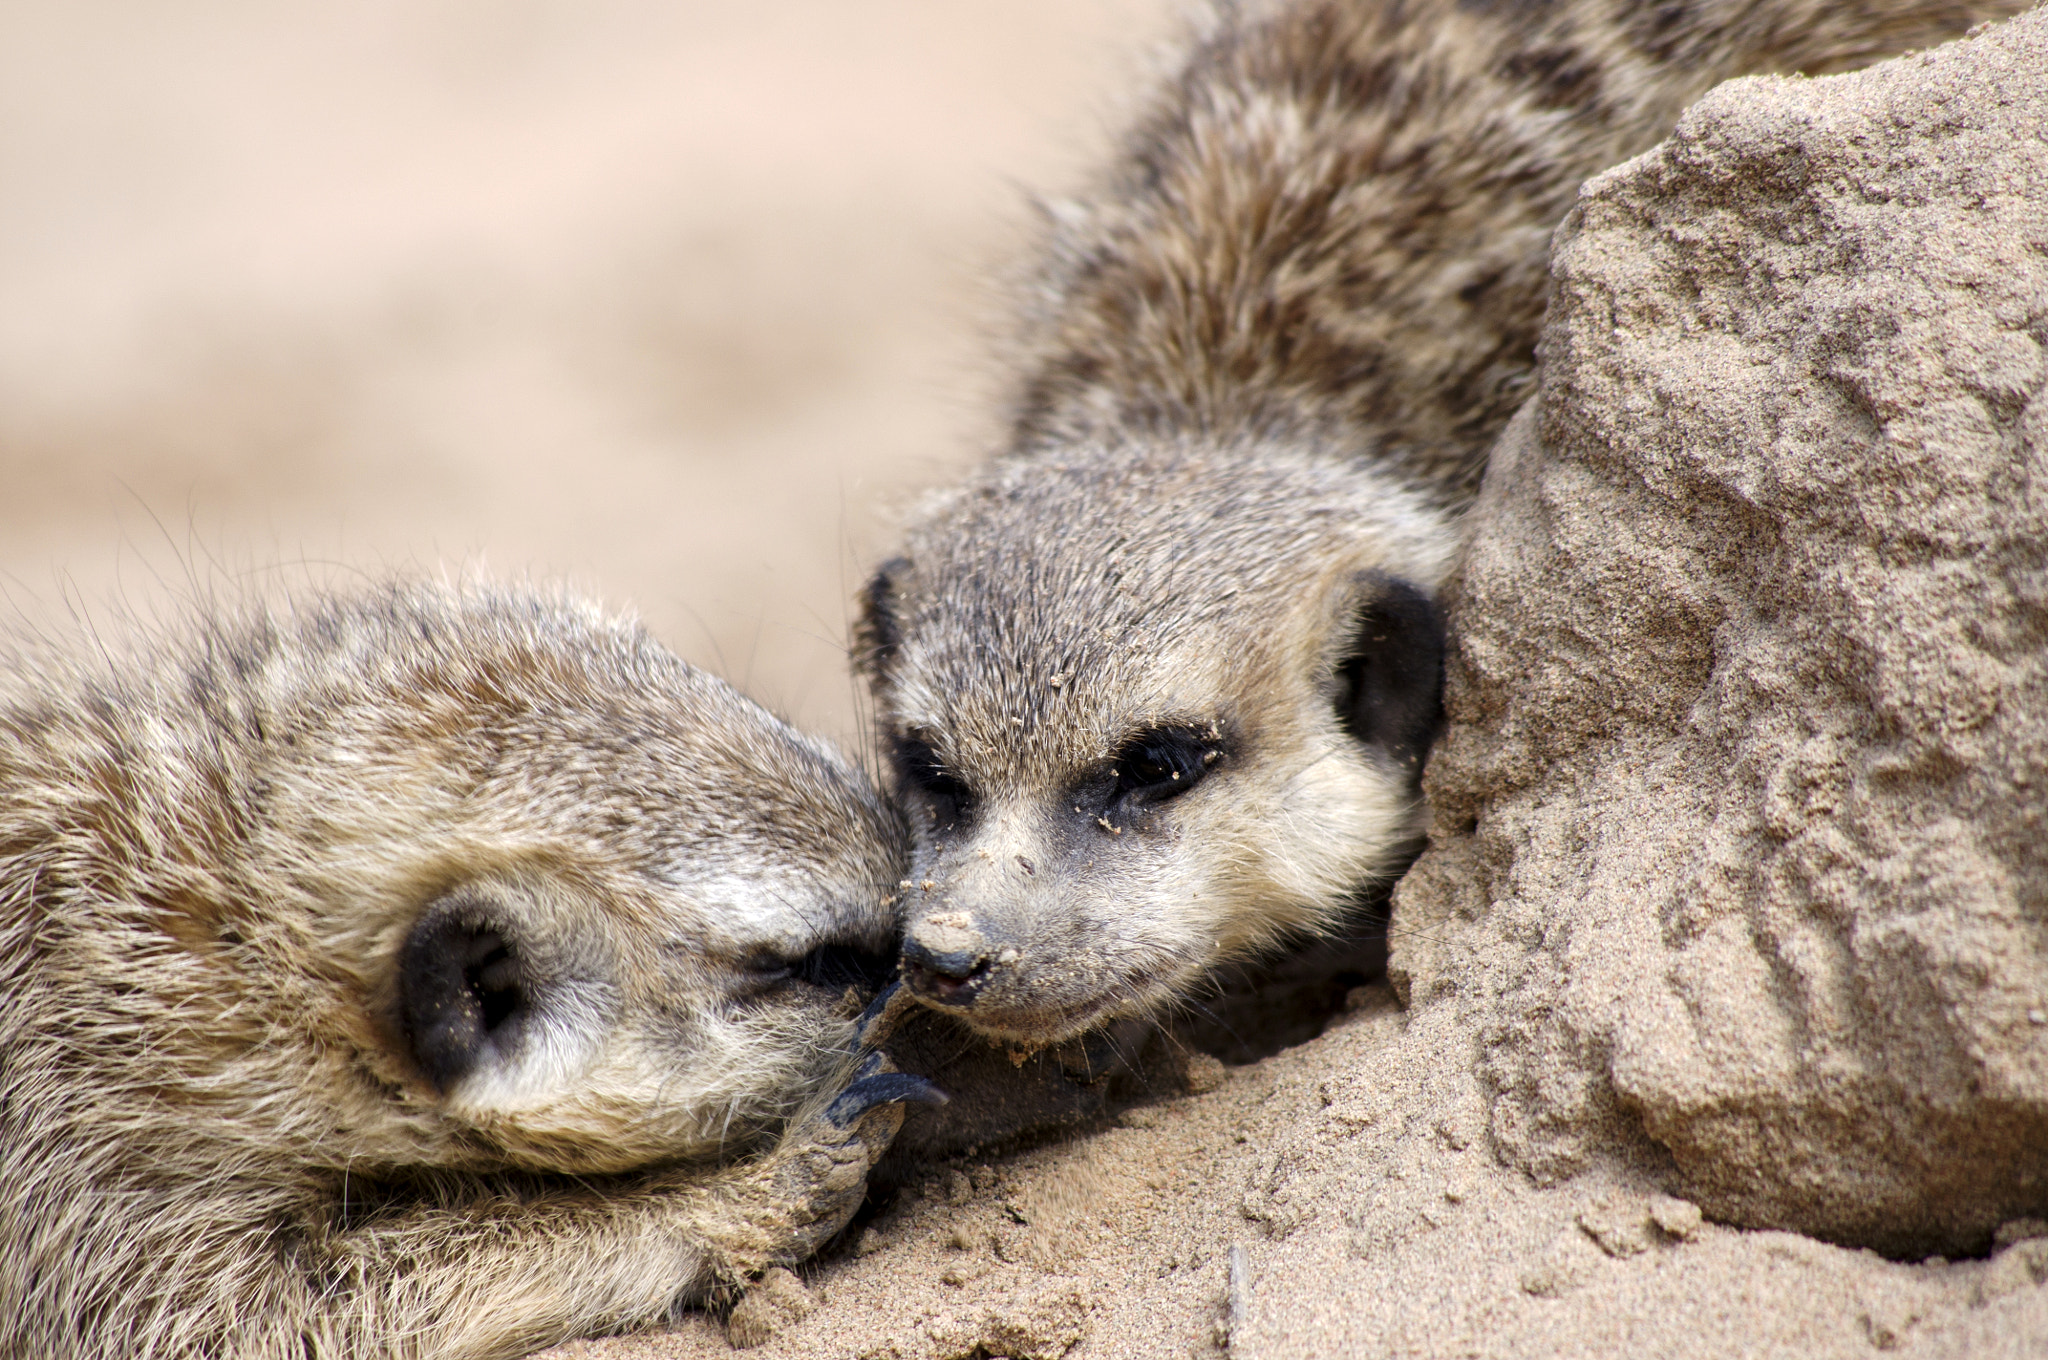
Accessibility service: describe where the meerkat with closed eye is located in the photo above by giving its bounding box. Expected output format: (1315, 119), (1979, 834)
(854, 0), (2026, 1048)
(0, 579), (940, 1360)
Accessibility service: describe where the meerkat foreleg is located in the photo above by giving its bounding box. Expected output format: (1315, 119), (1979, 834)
(283, 1069), (929, 1360)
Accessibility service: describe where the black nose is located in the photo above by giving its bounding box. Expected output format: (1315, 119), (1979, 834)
(901, 936), (993, 1005)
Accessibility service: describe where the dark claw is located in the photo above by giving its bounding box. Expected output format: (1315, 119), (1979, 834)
(855, 978), (903, 1044)
(825, 1072), (948, 1128)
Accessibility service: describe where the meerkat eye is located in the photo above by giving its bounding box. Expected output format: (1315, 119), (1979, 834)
(1111, 726), (1219, 808)
(734, 941), (893, 1001)
(722, 951), (796, 1012)
(790, 941), (897, 992)
(890, 732), (976, 831)
(738, 950), (795, 986)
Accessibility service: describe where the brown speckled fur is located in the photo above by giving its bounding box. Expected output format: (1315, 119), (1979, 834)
(1009, 0), (2018, 504)
(858, 0), (2027, 1048)
(0, 580), (909, 1358)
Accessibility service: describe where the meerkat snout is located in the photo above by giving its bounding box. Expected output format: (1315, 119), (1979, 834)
(903, 908), (994, 1000)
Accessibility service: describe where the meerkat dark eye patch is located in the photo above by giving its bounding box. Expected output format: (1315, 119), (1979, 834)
(792, 941), (897, 993)
(400, 893), (531, 1092)
(1110, 725), (1220, 810)
(1335, 573), (1446, 779)
(733, 940), (894, 1007)
(890, 731), (976, 832)
(736, 949), (795, 991)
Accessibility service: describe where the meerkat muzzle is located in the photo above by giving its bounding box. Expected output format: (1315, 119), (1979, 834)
(903, 914), (996, 1003)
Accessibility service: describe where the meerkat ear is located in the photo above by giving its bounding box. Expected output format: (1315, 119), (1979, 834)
(852, 556), (912, 683)
(1333, 572), (1446, 781)
(400, 891), (530, 1092)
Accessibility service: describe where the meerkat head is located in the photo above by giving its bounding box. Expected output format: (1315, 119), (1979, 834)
(7, 582), (905, 1177)
(855, 440), (1454, 1048)
(314, 588), (907, 1172)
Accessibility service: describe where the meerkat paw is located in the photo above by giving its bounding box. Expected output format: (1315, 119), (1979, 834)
(758, 1044), (945, 1267)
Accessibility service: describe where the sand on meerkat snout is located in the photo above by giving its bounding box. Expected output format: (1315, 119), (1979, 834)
(547, 9), (2048, 1357)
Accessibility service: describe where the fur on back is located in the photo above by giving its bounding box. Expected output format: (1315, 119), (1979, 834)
(1006, 0), (2016, 504)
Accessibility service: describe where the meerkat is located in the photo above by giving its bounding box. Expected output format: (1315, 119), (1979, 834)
(0, 579), (941, 1360)
(854, 0), (2026, 1047)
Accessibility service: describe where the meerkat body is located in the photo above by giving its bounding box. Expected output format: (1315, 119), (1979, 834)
(857, 0), (2026, 1047)
(0, 580), (931, 1359)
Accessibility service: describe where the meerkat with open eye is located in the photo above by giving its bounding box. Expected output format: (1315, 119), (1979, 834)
(0, 579), (938, 1360)
(855, 0), (2026, 1048)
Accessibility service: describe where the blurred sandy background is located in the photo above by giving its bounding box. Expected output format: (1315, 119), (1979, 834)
(0, 0), (1174, 746)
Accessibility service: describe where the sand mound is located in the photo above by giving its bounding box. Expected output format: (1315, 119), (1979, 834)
(553, 10), (2048, 1358)
(1396, 5), (2048, 1259)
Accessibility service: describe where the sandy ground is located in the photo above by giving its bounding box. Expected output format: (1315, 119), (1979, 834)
(548, 984), (2048, 1360)
(0, 0), (1175, 748)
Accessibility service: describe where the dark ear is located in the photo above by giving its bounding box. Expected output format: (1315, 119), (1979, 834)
(851, 556), (912, 683)
(400, 891), (529, 1092)
(1334, 572), (1445, 781)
